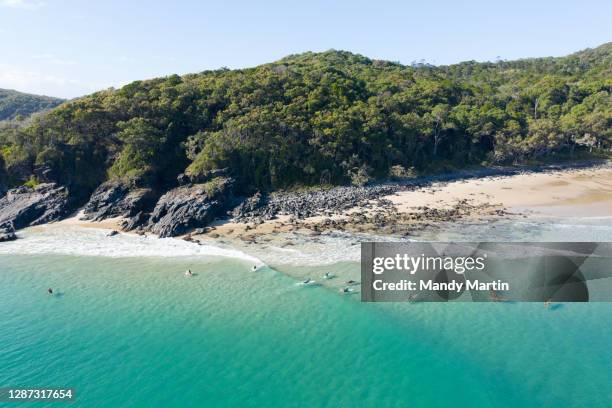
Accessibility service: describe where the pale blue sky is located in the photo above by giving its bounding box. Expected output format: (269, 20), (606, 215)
(1, 0), (610, 98)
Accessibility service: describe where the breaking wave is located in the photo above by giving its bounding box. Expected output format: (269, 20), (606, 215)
(0, 224), (263, 265)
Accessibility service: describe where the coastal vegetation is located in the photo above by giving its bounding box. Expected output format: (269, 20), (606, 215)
(0, 88), (64, 122)
(0, 44), (610, 199)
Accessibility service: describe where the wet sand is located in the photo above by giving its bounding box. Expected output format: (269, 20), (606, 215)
(55, 211), (125, 230)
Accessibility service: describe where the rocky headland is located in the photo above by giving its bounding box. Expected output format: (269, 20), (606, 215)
(0, 183), (72, 231)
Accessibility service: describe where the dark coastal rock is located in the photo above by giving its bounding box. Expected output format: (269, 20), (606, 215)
(0, 230), (17, 242)
(232, 184), (399, 223)
(0, 184), (6, 198)
(33, 164), (56, 183)
(81, 181), (157, 223)
(0, 221), (17, 242)
(176, 173), (190, 186)
(230, 192), (265, 218)
(147, 177), (234, 238)
(0, 183), (71, 230)
(119, 211), (148, 231)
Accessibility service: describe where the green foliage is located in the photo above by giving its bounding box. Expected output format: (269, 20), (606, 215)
(201, 176), (230, 197)
(0, 44), (610, 197)
(23, 176), (40, 188)
(0, 89), (64, 122)
(388, 165), (417, 180)
(349, 165), (373, 186)
(108, 118), (165, 183)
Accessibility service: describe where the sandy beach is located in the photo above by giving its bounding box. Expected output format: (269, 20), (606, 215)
(57, 213), (126, 229)
(386, 165), (612, 218)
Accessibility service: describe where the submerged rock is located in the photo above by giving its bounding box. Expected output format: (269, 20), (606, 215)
(147, 177), (234, 238)
(0, 183), (71, 230)
(81, 181), (157, 225)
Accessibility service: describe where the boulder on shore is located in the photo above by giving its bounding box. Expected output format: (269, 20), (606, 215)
(0, 221), (17, 242)
(230, 192), (264, 218)
(0, 183), (71, 230)
(120, 211), (148, 231)
(147, 177), (234, 238)
(81, 181), (157, 228)
(231, 184), (399, 223)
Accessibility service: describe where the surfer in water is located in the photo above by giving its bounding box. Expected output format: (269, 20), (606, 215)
(252, 265), (257, 272)
(47, 288), (53, 295)
(302, 278), (312, 285)
(184, 269), (193, 277)
(324, 272), (333, 279)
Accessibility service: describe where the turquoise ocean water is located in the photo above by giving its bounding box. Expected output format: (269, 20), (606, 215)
(1, 217), (612, 407)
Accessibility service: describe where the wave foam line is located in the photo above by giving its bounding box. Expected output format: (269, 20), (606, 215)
(0, 225), (263, 265)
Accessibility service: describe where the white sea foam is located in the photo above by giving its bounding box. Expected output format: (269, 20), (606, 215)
(236, 232), (398, 266)
(0, 225), (263, 265)
(2, 216), (610, 266)
(253, 216), (612, 266)
(246, 240), (361, 266)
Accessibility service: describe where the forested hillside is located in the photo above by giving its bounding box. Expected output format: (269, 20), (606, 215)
(0, 44), (609, 198)
(0, 89), (64, 122)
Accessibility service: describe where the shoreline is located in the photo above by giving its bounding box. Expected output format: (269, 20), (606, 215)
(191, 161), (612, 241)
(47, 161), (612, 243)
(11, 162), (612, 294)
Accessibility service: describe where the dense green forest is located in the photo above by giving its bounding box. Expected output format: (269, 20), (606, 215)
(0, 88), (64, 122)
(0, 44), (610, 199)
